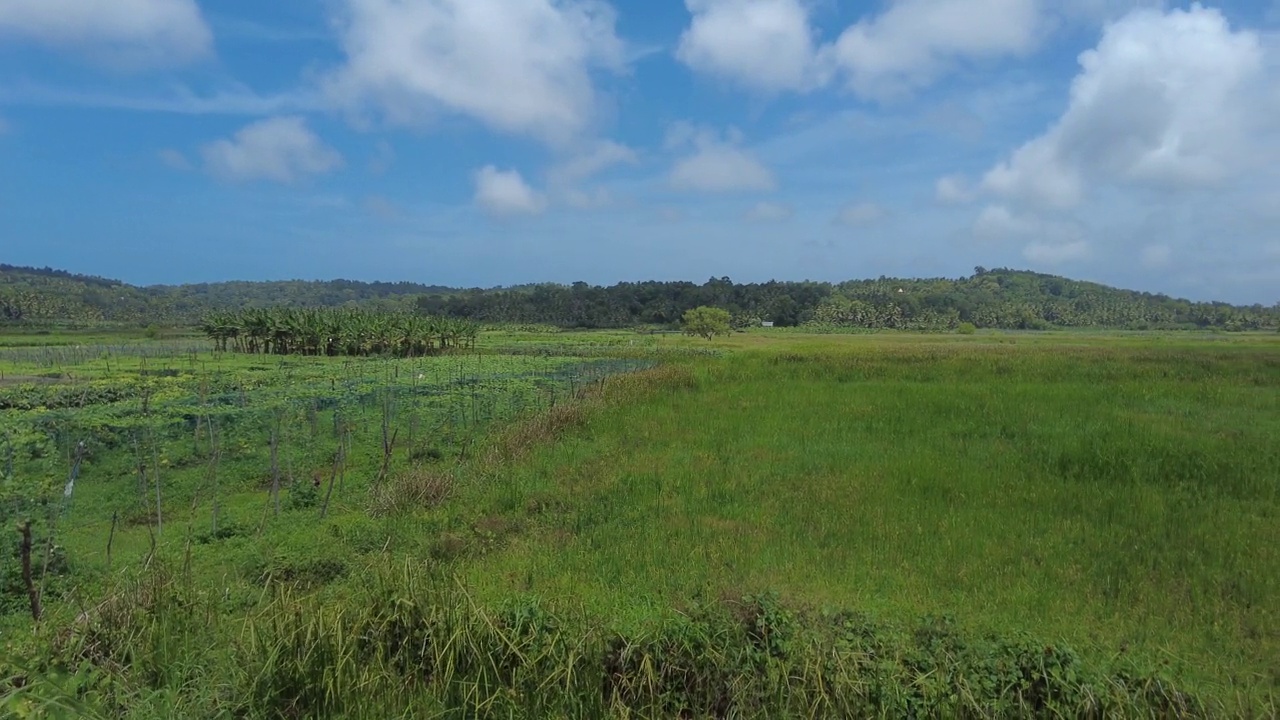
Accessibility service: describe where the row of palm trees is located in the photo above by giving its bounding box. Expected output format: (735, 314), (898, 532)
(198, 308), (480, 357)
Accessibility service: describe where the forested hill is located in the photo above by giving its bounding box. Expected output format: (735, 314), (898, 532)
(0, 264), (453, 326)
(2, 263), (1277, 332)
(416, 271), (1279, 331)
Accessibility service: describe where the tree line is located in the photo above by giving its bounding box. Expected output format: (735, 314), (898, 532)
(199, 308), (479, 357)
(416, 270), (1280, 332)
(3, 264), (1278, 332)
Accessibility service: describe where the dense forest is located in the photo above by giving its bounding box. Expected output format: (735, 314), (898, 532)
(2, 263), (1278, 332)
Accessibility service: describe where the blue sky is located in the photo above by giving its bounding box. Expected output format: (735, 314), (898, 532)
(1, 0), (1278, 303)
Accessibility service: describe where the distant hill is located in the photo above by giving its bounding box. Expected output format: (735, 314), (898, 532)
(2, 263), (1277, 332)
(0, 264), (457, 326)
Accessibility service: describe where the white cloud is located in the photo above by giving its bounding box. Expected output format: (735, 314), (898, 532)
(935, 174), (976, 204)
(201, 117), (343, 184)
(0, 0), (212, 68)
(982, 5), (1272, 209)
(548, 140), (637, 186)
(972, 204), (1031, 242)
(326, 0), (625, 145)
(831, 0), (1042, 99)
(474, 166), (547, 216)
(1140, 243), (1172, 268)
(675, 0), (1052, 98)
(677, 0), (824, 92)
(1024, 240), (1090, 265)
(668, 126), (775, 193)
(158, 148), (191, 170)
(971, 203), (1090, 264)
(835, 201), (887, 226)
(745, 201), (794, 222)
(983, 137), (1083, 209)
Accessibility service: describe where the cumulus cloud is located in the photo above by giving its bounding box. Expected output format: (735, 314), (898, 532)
(326, 0), (625, 145)
(982, 5), (1272, 209)
(972, 203), (1090, 265)
(668, 126), (775, 193)
(201, 117), (344, 184)
(745, 201), (794, 222)
(972, 204), (1031, 242)
(834, 201), (888, 226)
(677, 0), (825, 92)
(0, 0), (212, 68)
(474, 166), (547, 216)
(677, 0), (1062, 98)
(830, 0), (1042, 99)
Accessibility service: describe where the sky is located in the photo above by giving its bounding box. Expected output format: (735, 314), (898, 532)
(0, 0), (1278, 303)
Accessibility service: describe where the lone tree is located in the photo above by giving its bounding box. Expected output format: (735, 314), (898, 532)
(682, 306), (732, 340)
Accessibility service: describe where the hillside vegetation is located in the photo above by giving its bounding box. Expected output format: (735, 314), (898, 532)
(0, 264), (450, 326)
(3, 263), (1277, 331)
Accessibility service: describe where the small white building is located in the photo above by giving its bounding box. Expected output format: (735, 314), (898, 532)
(761, 321), (775, 328)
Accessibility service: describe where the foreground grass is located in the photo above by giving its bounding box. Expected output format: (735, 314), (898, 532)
(4, 332), (1279, 716)
(450, 337), (1280, 708)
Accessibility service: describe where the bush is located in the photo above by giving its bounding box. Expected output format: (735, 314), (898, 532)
(956, 322), (978, 335)
(285, 478), (319, 511)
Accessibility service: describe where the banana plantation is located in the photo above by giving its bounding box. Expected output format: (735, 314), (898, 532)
(199, 308), (480, 357)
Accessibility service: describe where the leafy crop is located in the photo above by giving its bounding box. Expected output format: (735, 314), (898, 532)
(198, 308), (480, 356)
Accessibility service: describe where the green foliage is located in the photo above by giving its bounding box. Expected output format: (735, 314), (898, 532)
(10, 262), (1276, 332)
(285, 477), (320, 511)
(200, 307), (479, 356)
(8, 561), (1218, 718)
(957, 321), (978, 334)
(2, 331), (1278, 716)
(451, 336), (1279, 711)
(681, 306), (732, 340)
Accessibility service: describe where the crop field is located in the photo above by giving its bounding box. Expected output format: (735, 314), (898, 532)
(0, 335), (651, 612)
(2, 329), (1278, 718)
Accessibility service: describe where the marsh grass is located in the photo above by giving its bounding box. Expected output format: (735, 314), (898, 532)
(448, 339), (1280, 710)
(3, 332), (1279, 716)
(8, 560), (1230, 719)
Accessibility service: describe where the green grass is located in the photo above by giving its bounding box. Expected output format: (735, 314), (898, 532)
(3, 330), (1279, 716)
(446, 337), (1280, 705)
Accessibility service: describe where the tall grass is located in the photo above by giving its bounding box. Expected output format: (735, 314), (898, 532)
(9, 559), (1223, 718)
(3, 334), (1278, 716)
(448, 341), (1280, 709)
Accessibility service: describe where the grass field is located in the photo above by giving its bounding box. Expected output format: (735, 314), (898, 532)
(2, 329), (1278, 717)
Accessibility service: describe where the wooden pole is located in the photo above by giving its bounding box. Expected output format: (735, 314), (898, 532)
(18, 521), (40, 621)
